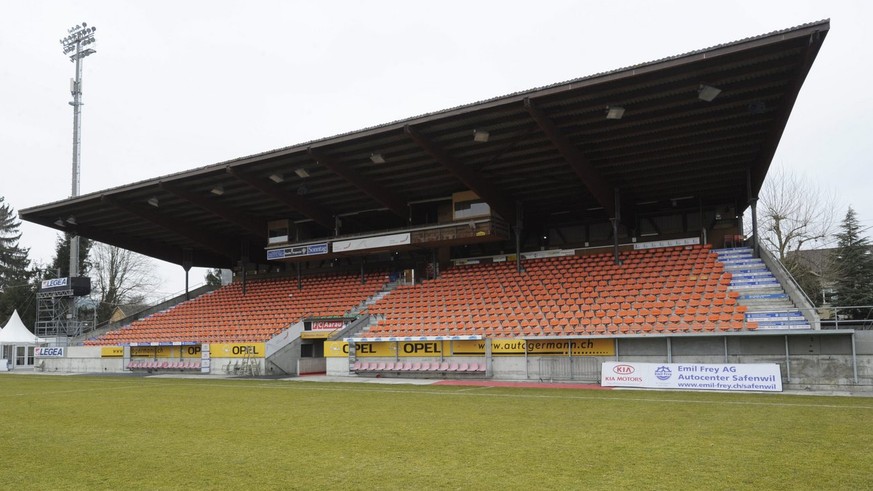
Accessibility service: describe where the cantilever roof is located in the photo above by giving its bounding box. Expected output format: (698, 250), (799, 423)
(21, 20), (830, 268)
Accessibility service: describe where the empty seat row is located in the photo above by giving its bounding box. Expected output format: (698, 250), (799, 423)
(87, 272), (389, 345)
(128, 360), (201, 370)
(353, 361), (486, 373)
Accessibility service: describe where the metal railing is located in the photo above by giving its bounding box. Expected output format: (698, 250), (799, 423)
(756, 242), (820, 329)
(820, 306), (873, 330)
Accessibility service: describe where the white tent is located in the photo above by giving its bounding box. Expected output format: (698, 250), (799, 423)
(0, 310), (39, 370)
(0, 310), (39, 344)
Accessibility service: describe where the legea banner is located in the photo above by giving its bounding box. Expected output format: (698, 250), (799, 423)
(601, 361), (782, 392)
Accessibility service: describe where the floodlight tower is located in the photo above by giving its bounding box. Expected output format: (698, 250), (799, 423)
(60, 22), (96, 329)
(60, 24), (96, 278)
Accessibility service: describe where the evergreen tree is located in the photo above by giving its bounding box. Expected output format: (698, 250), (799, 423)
(0, 196), (35, 326)
(49, 233), (92, 278)
(204, 268), (223, 287)
(832, 207), (873, 319)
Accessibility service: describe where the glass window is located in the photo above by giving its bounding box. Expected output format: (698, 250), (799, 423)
(453, 199), (490, 220)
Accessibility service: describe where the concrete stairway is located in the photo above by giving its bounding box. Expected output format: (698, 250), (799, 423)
(714, 247), (810, 330)
(347, 280), (401, 317)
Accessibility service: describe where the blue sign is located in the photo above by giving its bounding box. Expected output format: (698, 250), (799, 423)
(267, 243), (329, 260)
(655, 365), (672, 381)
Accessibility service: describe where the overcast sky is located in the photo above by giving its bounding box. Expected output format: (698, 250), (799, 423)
(1, 1), (870, 299)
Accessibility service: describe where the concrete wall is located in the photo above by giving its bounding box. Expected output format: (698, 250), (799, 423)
(38, 346), (265, 376)
(40, 346), (126, 374)
(327, 332), (873, 391)
(38, 332), (873, 391)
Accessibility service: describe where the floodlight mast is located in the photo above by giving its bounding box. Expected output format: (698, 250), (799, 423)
(59, 22), (96, 282)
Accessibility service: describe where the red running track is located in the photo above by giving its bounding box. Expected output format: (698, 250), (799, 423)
(433, 380), (612, 390)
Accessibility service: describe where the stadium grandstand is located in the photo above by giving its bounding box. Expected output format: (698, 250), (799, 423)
(19, 20), (871, 390)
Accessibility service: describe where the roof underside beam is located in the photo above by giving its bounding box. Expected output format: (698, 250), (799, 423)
(226, 167), (334, 229)
(102, 196), (237, 260)
(307, 147), (408, 219)
(404, 124), (517, 224)
(749, 30), (827, 199)
(524, 97), (617, 218)
(62, 221), (232, 269)
(159, 182), (267, 239)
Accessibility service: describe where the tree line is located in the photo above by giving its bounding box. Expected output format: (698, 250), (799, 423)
(1, 195), (159, 329)
(757, 167), (873, 320)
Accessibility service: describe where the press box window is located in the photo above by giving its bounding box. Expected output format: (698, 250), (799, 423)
(267, 219), (291, 245)
(452, 191), (491, 221)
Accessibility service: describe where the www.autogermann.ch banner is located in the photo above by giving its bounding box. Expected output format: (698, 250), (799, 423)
(601, 362), (783, 392)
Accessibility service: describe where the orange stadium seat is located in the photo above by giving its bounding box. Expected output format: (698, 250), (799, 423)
(84, 272), (389, 345)
(363, 245), (742, 339)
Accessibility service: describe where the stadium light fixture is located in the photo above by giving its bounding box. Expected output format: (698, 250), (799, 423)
(60, 21), (97, 284)
(269, 173), (284, 183)
(606, 106), (625, 120)
(370, 153), (386, 164)
(698, 84), (721, 102)
(54, 219), (65, 227)
(148, 196), (159, 207)
(210, 185), (224, 196)
(66, 216), (77, 225)
(473, 129), (490, 143)
(294, 168), (310, 178)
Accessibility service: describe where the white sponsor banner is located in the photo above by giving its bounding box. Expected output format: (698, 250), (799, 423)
(201, 344), (211, 374)
(601, 362), (782, 392)
(333, 233), (410, 253)
(41, 277), (68, 289)
(34, 347), (65, 358)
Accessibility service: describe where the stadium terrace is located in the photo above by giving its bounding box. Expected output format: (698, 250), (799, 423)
(16, 20), (872, 392)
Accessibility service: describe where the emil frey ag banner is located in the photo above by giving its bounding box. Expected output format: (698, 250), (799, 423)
(601, 362), (783, 392)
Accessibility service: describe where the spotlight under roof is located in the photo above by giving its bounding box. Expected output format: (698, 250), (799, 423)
(370, 153), (386, 164)
(606, 106), (625, 120)
(698, 84), (722, 102)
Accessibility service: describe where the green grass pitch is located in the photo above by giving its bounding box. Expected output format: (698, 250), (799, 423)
(1, 374), (871, 490)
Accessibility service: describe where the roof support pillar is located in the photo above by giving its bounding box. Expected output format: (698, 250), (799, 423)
(612, 188), (622, 265)
(515, 201), (524, 273)
(747, 168), (760, 258)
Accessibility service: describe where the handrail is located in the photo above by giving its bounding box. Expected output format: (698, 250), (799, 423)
(760, 246), (816, 308)
(755, 241), (820, 329)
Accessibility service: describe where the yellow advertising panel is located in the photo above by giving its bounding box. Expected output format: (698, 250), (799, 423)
(323, 341), (395, 358)
(492, 338), (614, 356)
(181, 345), (203, 358)
(131, 346), (176, 358)
(209, 343), (266, 358)
(101, 346), (123, 358)
(450, 340), (485, 356)
(325, 339), (613, 357)
(129, 345), (203, 358)
(398, 341), (444, 357)
(301, 331), (332, 339)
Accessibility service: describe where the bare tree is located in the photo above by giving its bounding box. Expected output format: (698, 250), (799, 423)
(756, 165), (840, 261)
(89, 242), (159, 323)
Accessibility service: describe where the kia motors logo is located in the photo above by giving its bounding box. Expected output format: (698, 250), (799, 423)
(612, 364), (635, 374)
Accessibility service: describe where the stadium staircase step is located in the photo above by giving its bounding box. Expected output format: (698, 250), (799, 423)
(343, 280), (401, 337)
(715, 247), (810, 330)
(347, 280), (401, 317)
